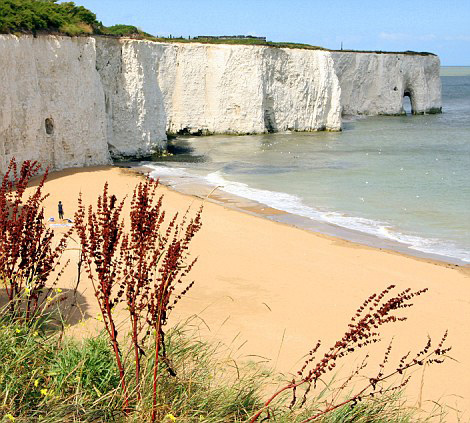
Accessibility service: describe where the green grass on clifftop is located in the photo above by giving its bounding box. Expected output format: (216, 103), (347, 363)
(143, 36), (327, 51)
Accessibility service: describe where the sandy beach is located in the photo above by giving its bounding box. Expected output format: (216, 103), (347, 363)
(31, 165), (470, 421)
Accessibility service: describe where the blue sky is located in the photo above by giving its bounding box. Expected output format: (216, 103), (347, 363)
(77, 0), (469, 65)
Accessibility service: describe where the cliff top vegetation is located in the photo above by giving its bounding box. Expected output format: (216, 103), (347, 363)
(0, 0), (155, 37)
(0, 0), (436, 56)
(0, 0), (102, 36)
(138, 35), (435, 56)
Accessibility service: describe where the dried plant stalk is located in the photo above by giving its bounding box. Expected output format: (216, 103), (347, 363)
(74, 183), (130, 411)
(0, 158), (68, 320)
(249, 285), (451, 422)
(74, 177), (202, 418)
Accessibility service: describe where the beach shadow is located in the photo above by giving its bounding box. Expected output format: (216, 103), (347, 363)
(0, 288), (93, 326)
(26, 165), (116, 188)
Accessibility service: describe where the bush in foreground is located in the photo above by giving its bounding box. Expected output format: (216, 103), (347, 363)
(0, 159), (69, 321)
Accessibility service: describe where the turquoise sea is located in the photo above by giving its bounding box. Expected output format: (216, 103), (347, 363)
(145, 67), (470, 264)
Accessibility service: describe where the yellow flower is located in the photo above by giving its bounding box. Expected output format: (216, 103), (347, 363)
(5, 414), (15, 421)
(165, 414), (177, 422)
(15, 329), (21, 334)
(40, 388), (48, 396)
(33, 331), (39, 337)
(34, 379), (39, 387)
(56, 288), (62, 293)
(24, 287), (31, 295)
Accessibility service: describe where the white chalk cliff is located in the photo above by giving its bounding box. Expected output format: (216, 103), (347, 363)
(0, 35), (442, 173)
(330, 52), (442, 116)
(95, 39), (342, 156)
(0, 35), (110, 174)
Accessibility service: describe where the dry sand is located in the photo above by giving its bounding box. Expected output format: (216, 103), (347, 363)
(31, 166), (470, 421)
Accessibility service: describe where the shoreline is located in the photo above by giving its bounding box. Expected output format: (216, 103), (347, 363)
(30, 165), (470, 420)
(126, 162), (469, 270)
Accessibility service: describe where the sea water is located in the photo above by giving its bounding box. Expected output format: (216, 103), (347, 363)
(145, 67), (470, 264)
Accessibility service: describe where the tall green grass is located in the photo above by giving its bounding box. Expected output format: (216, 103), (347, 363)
(0, 319), (443, 422)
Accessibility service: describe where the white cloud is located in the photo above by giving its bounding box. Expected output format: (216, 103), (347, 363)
(379, 32), (409, 41)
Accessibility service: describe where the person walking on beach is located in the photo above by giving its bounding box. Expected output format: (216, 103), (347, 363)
(58, 201), (64, 220)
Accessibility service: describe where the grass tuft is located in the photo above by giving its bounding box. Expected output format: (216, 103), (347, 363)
(0, 320), (444, 422)
(50, 336), (120, 401)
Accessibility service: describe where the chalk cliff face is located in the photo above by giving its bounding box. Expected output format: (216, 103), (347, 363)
(95, 39), (342, 157)
(158, 43), (342, 134)
(95, 38), (167, 158)
(0, 35), (110, 174)
(330, 52), (442, 115)
(0, 35), (442, 173)
(261, 47), (341, 132)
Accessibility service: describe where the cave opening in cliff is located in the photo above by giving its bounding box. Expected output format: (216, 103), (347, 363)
(45, 118), (54, 135)
(264, 97), (277, 133)
(403, 91), (413, 115)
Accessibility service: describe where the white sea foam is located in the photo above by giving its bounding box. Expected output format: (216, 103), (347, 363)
(145, 164), (190, 178)
(146, 165), (470, 264)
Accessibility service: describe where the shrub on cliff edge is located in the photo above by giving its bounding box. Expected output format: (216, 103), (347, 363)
(0, 0), (102, 35)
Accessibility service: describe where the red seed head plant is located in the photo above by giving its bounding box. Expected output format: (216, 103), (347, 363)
(248, 285), (451, 423)
(74, 182), (130, 411)
(74, 176), (202, 418)
(140, 184), (202, 423)
(0, 158), (69, 320)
